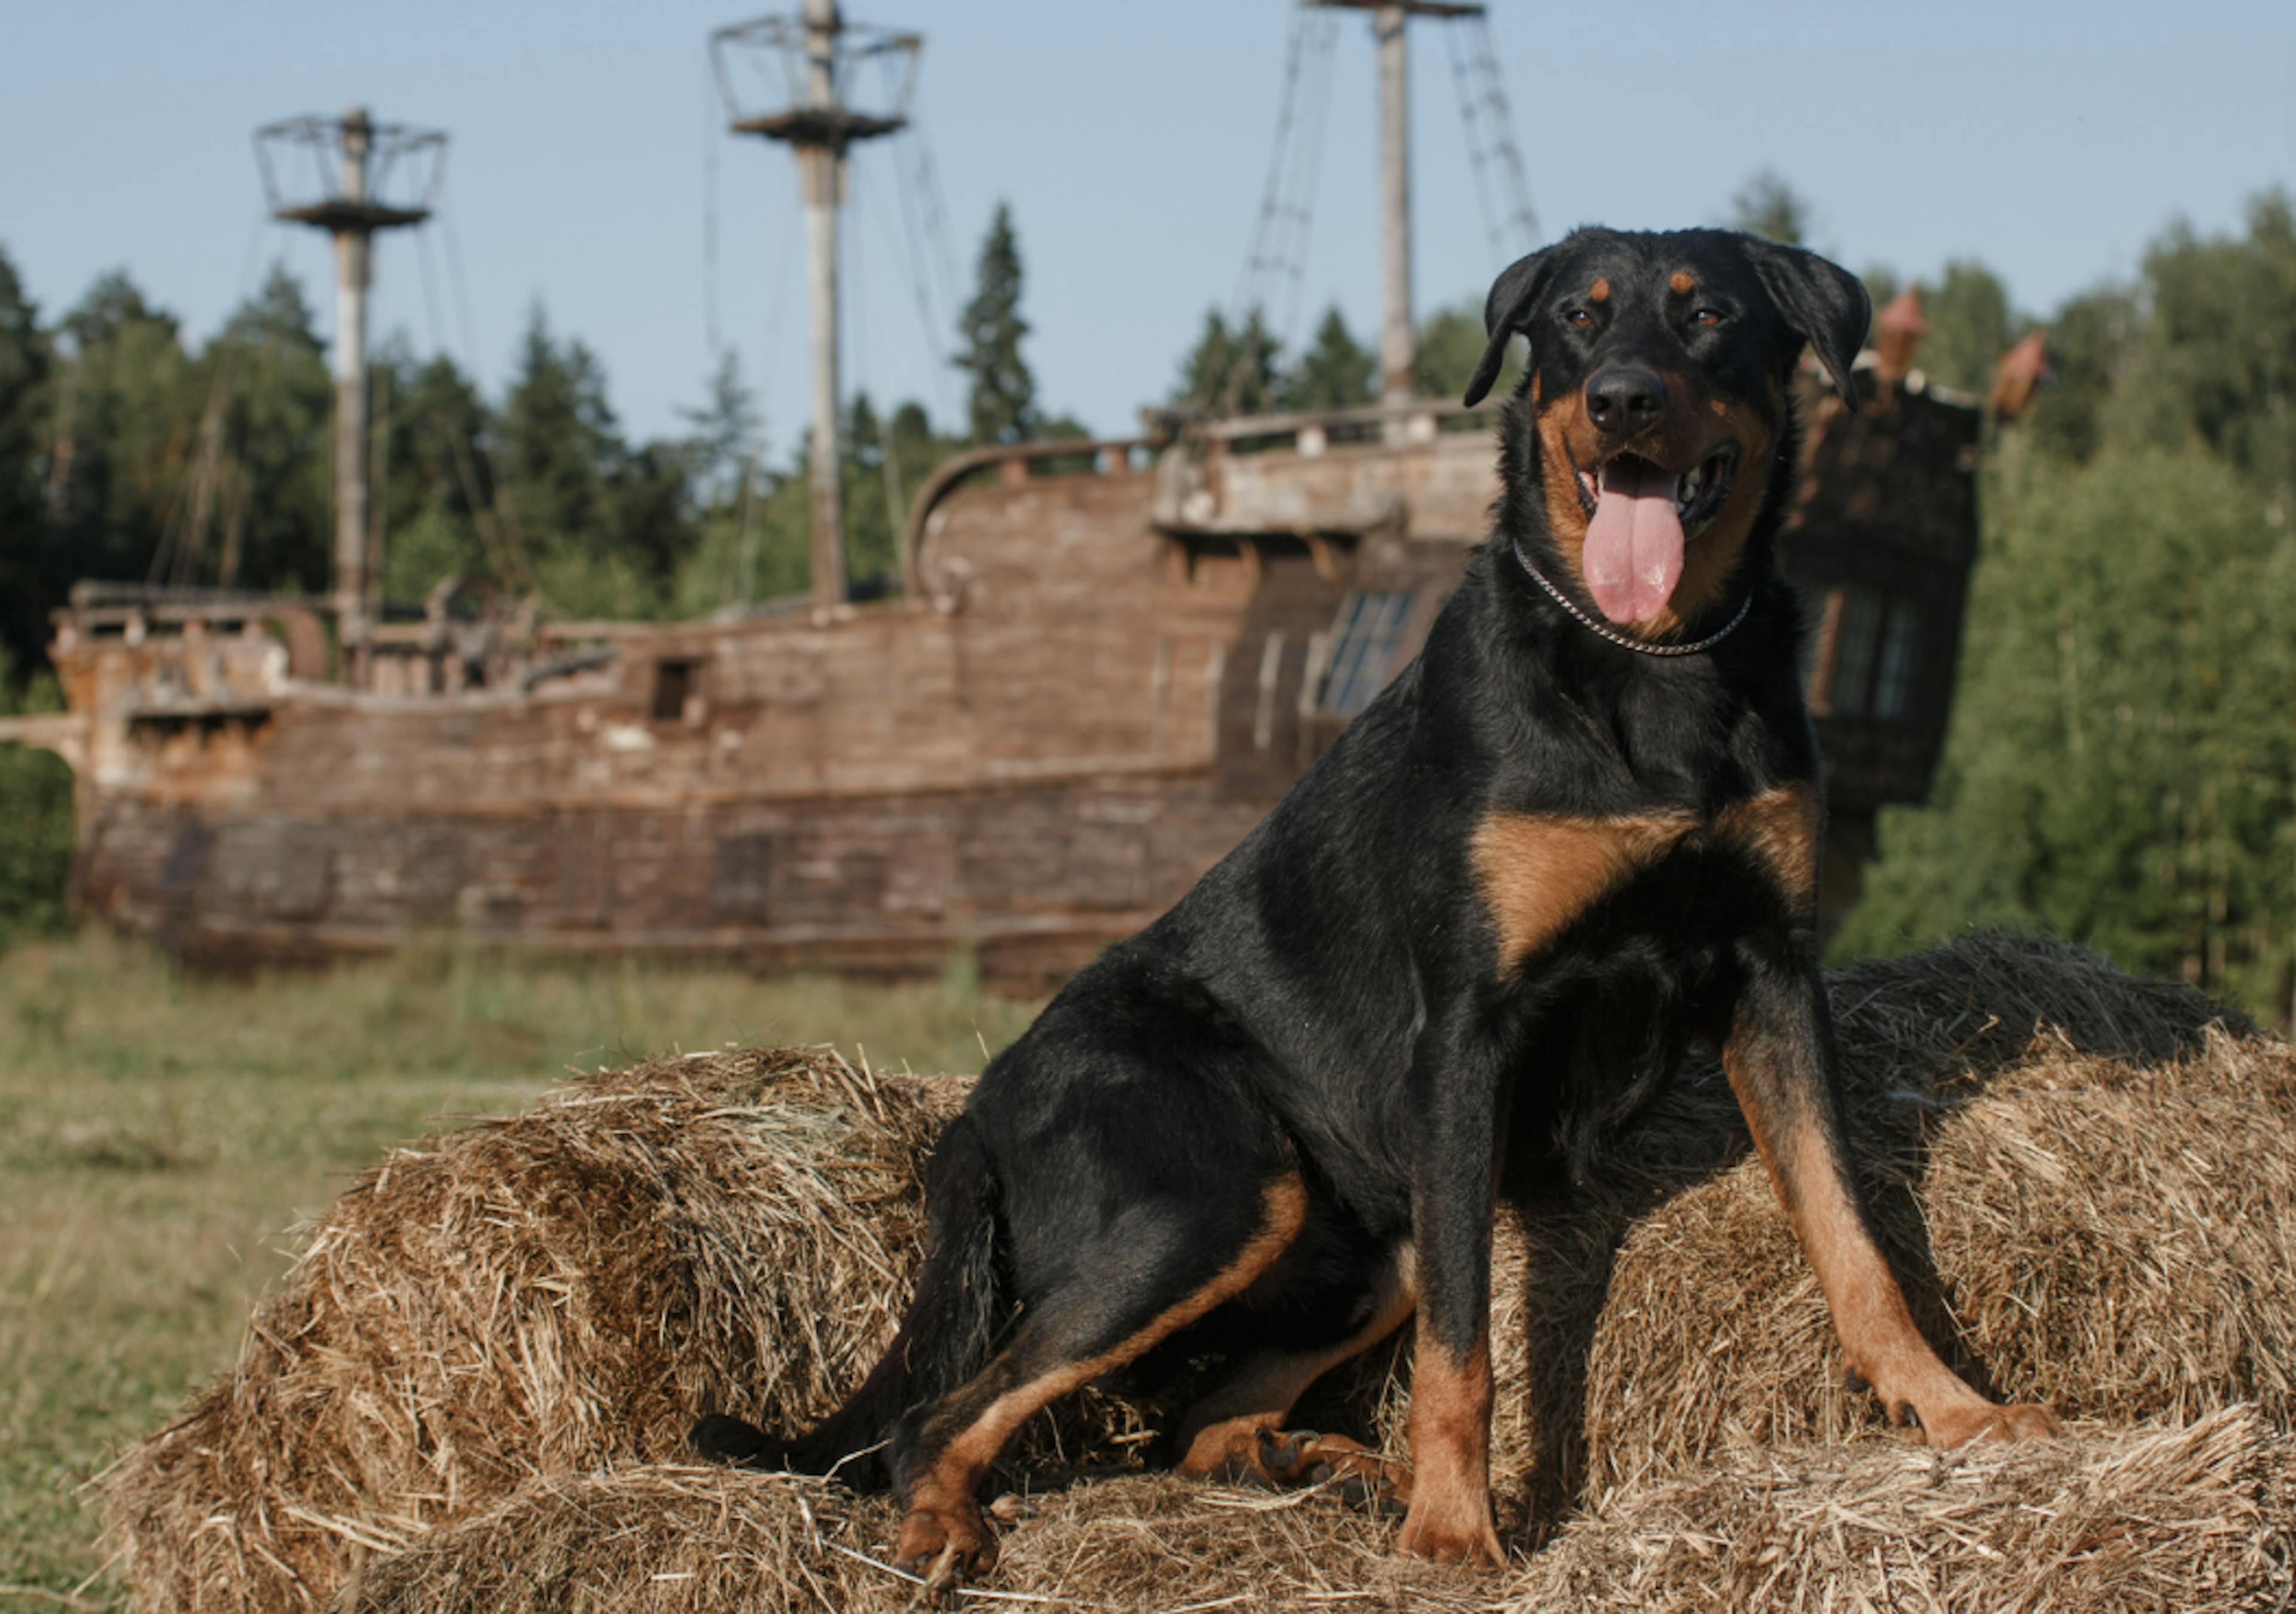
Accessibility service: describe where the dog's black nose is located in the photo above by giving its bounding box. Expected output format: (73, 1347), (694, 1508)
(1584, 365), (1668, 434)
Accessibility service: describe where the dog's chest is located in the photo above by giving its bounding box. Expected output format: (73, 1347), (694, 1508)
(1468, 786), (1817, 975)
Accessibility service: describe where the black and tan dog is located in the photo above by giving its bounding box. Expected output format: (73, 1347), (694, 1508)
(693, 226), (2057, 1576)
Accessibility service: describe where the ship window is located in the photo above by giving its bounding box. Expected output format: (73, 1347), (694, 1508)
(652, 658), (700, 722)
(1317, 590), (1414, 716)
(1825, 588), (1922, 721)
(1827, 590), (1883, 716)
(1871, 605), (1922, 721)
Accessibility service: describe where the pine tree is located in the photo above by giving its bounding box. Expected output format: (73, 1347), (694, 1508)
(0, 245), (54, 679)
(954, 203), (1038, 446)
(1171, 307), (1280, 417)
(1729, 169), (1810, 246)
(48, 272), (198, 584)
(497, 305), (700, 617)
(1279, 306), (1375, 413)
(379, 349), (499, 599)
(679, 348), (762, 511)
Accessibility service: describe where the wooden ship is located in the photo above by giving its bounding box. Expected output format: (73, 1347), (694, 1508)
(1, 6), (1990, 985)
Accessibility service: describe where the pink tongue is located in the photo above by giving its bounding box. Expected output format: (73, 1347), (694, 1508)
(1581, 459), (1685, 624)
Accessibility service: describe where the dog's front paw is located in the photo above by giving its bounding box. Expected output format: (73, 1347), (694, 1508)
(1392, 1497), (1504, 1569)
(1918, 1399), (2062, 1448)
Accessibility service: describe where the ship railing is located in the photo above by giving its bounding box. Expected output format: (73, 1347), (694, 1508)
(1176, 396), (1492, 457)
(48, 584), (332, 724)
(899, 398), (1500, 601)
(901, 435), (1154, 602)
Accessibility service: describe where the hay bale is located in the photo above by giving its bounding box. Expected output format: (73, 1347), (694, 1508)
(102, 1048), (967, 1614)
(1509, 1406), (2296, 1614)
(110, 933), (2288, 1610)
(329, 1410), (2294, 1613)
(1457, 942), (2295, 1518)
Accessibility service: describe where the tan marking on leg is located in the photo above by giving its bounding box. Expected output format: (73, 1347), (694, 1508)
(1176, 1249), (1418, 1483)
(1718, 1057), (2059, 1450)
(900, 1176), (1311, 1568)
(1669, 269), (1696, 295)
(1716, 784), (1821, 907)
(1471, 811), (1694, 975)
(1394, 1336), (1504, 1567)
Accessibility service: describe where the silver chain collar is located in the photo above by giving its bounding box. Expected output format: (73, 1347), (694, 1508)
(1508, 533), (1751, 658)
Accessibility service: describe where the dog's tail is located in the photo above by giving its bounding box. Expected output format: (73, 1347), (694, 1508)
(689, 1112), (1005, 1490)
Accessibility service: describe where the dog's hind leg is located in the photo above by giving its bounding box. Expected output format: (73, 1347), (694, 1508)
(1172, 1246), (1418, 1504)
(887, 1171), (1310, 1581)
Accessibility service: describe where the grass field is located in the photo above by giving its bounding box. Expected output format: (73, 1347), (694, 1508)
(0, 929), (1039, 1606)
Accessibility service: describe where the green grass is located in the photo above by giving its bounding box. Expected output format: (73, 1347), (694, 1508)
(0, 929), (1040, 1606)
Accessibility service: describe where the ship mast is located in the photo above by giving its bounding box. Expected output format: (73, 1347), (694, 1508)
(715, 4), (920, 609)
(256, 109), (445, 661)
(1303, 2), (1490, 427)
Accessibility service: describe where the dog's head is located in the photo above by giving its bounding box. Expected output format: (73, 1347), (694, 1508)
(1464, 228), (1869, 639)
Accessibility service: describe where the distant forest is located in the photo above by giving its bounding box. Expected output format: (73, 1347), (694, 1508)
(2, 184), (2294, 1022)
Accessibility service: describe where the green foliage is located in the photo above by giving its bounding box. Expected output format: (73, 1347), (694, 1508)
(0, 655), (72, 945)
(378, 344), (496, 596)
(1171, 306), (1282, 416)
(1842, 193), (2296, 1021)
(1729, 169), (1811, 246)
(0, 243), (54, 675)
(1168, 298), (1525, 416)
(493, 307), (707, 618)
(2103, 190), (2296, 489)
(2023, 285), (2138, 463)
(1279, 305), (1375, 413)
(47, 271), (200, 582)
(1415, 299), (1520, 404)
(1918, 260), (2014, 396)
(954, 202), (1038, 446)
(209, 265), (332, 593)
(0, 242), (966, 672)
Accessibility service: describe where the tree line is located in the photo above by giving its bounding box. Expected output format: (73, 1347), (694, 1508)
(1836, 190), (2296, 1024)
(4, 179), (2293, 1025)
(0, 201), (1074, 695)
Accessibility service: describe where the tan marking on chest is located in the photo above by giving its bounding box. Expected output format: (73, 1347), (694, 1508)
(1471, 811), (1696, 973)
(1715, 785), (1821, 906)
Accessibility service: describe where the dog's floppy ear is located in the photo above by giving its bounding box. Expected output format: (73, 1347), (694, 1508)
(1462, 245), (1555, 408)
(1744, 237), (1871, 408)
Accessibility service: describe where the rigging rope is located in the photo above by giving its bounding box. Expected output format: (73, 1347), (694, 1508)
(704, 50), (724, 360)
(1444, 20), (1506, 271)
(1466, 15), (1538, 254)
(1218, 7), (1340, 413)
(900, 105), (966, 351)
(865, 142), (955, 422)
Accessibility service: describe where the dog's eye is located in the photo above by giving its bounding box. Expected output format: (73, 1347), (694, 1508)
(1564, 308), (1593, 328)
(1693, 307), (1726, 327)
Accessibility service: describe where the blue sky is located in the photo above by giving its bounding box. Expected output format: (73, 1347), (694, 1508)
(4, 1), (2291, 459)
